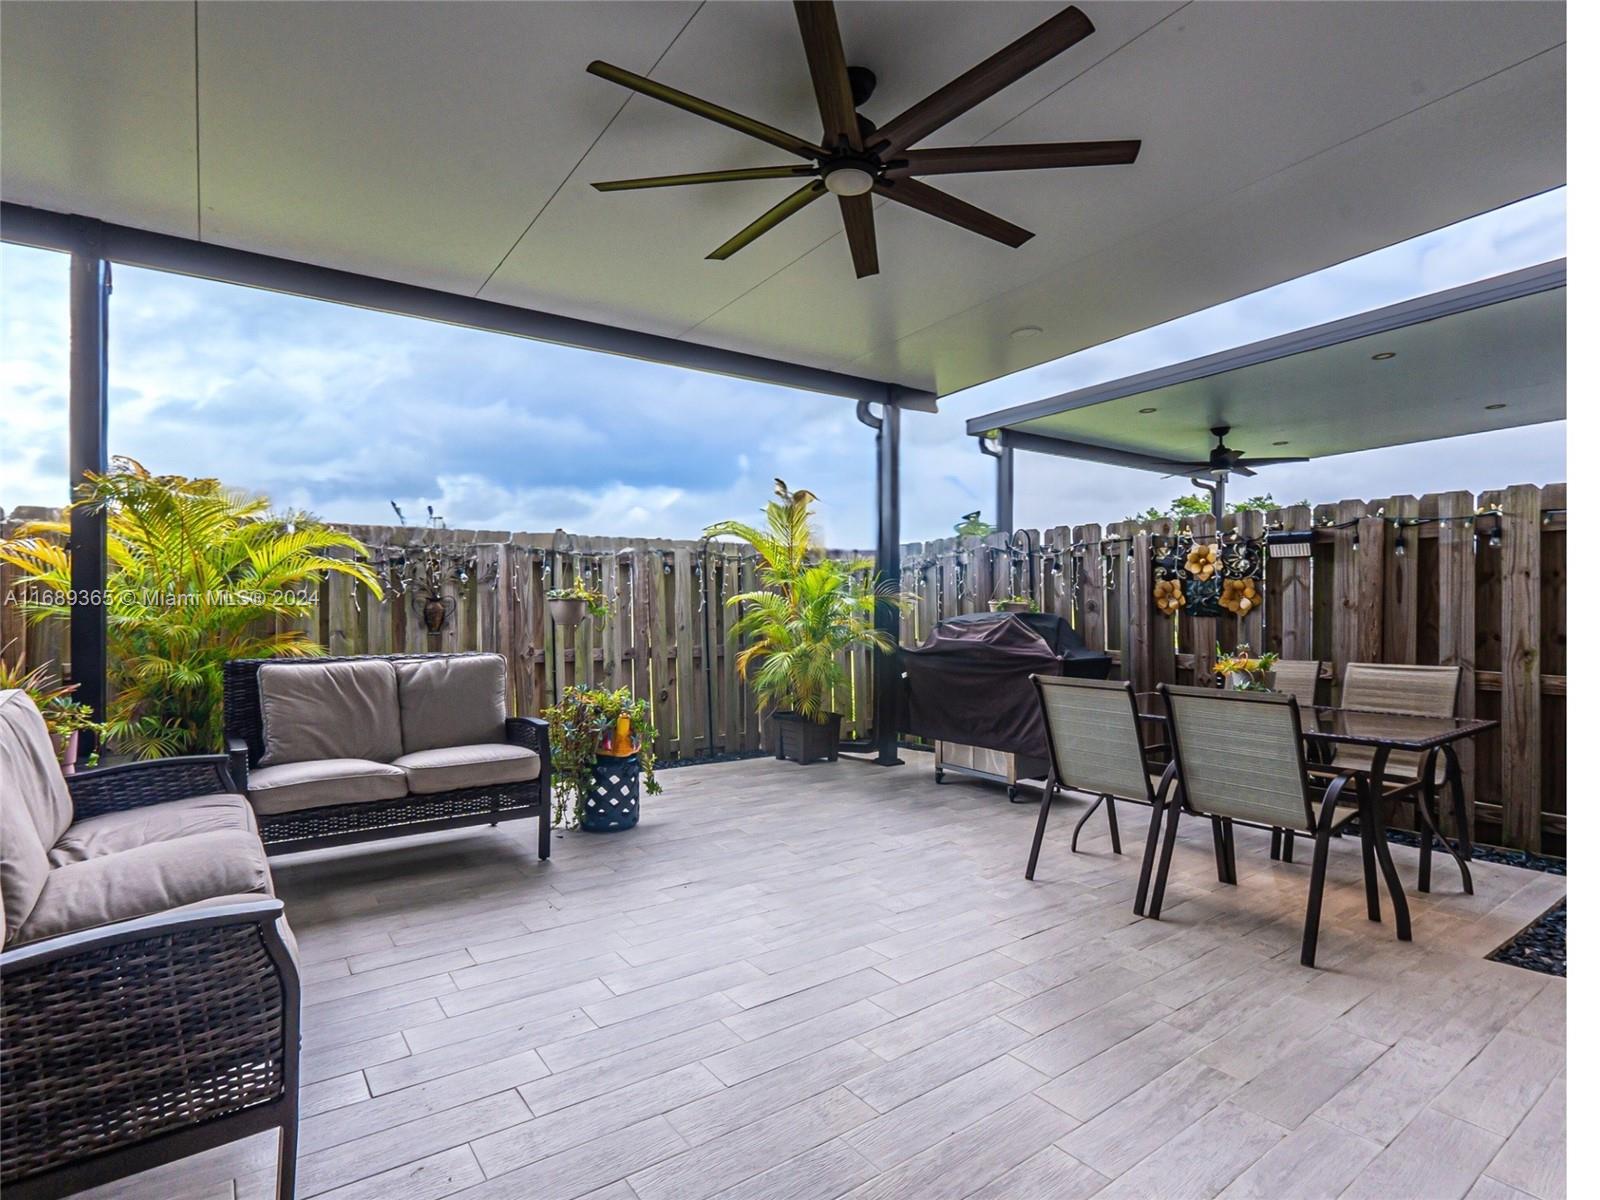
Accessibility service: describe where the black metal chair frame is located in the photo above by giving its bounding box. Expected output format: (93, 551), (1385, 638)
(223, 653), (552, 860)
(1, 757), (301, 1200)
(1025, 675), (1178, 881)
(1138, 685), (1413, 968)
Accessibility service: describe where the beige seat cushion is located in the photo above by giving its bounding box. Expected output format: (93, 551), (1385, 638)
(392, 743), (540, 795)
(247, 758), (408, 816)
(257, 658), (402, 766)
(12, 829), (274, 947)
(394, 654), (508, 754)
(1, 690), (75, 944)
(49, 793), (258, 866)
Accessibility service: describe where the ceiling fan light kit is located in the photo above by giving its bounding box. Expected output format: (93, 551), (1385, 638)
(587, 3), (1141, 279)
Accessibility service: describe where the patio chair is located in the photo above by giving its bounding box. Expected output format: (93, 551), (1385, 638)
(1262, 658), (1322, 863)
(1324, 662), (1468, 893)
(0, 690), (300, 1200)
(1025, 676), (1177, 883)
(1145, 684), (1411, 968)
(1268, 658), (1322, 708)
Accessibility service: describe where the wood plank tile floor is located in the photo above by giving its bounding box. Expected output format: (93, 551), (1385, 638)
(85, 751), (1566, 1200)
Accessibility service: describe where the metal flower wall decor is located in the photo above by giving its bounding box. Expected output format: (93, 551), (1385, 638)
(1153, 532), (1264, 619)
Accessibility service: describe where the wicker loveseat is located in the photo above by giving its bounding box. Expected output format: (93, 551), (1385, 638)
(224, 652), (551, 859)
(0, 689), (301, 1200)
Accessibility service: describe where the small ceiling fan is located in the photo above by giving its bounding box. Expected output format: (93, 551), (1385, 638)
(1163, 427), (1311, 480)
(586, 2), (1140, 278)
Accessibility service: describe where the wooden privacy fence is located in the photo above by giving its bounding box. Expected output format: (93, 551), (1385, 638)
(0, 512), (875, 763)
(2, 481), (1565, 851)
(903, 483), (1566, 855)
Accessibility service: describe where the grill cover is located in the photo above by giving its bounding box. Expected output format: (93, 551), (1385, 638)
(901, 612), (1114, 759)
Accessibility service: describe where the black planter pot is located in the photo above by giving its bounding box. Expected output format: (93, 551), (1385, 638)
(580, 753), (641, 831)
(773, 712), (841, 764)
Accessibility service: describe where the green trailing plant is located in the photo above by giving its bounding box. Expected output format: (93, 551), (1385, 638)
(705, 479), (900, 725)
(0, 458), (381, 758)
(988, 595), (1039, 612)
(541, 685), (660, 828)
(547, 578), (610, 627)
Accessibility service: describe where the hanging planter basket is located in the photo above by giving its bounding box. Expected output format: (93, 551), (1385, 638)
(548, 597), (589, 628)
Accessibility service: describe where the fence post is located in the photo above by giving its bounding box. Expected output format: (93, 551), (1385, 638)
(1499, 484), (1542, 850)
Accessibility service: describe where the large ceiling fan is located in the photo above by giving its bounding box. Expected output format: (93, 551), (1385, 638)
(1163, 427), (1311, 480)
(586, 2), (1140, 278)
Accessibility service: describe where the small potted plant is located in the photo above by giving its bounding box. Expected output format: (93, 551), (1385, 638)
(1214, 643), (1279, 692)
(987, 595), (1037, 614)
(0, 646), (106, 767)
(547, 579), (609, 629)
(706, 480), (900, 765)
(542, 685), (660, 831)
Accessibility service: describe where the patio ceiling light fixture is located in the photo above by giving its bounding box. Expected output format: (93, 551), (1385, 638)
(587, 2), (1141, 278)
(1371, 351), (1397, 360)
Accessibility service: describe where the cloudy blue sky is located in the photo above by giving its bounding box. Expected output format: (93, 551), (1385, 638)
(1, 188), (1564, 548)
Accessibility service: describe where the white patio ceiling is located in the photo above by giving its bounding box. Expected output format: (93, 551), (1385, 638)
(966, 260), (1567, 469)
(0, 1), (1565, 398)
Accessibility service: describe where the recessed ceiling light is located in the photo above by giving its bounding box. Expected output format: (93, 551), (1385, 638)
(1138, 407), (1158, 414)
(1371, 351), (1396, 361)
(1010, 325), (1043, 340)
(1272, 440), (1290, 446)
(1485, 403), (1507, 410)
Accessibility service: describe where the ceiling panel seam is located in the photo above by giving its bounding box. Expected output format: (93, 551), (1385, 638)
(841, 39), (1568, 384)
(474, 0), (706, 297)
(676, 2), (1194, 343)
(192, 1), (202, 239)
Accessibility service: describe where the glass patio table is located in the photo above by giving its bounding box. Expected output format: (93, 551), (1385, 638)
(1133, 697), (1497, 934)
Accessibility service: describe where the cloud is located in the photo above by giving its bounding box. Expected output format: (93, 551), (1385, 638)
(1, 188), (1565, 547)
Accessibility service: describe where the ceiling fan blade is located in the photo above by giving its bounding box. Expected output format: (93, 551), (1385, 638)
(838, 193), (879, 277)
(1232, 465), (1258, 478)
(588, 61), (823, 159)
(793, 1), (862, 153)
(872, 6), (1095, 154)
(593, 165), (818, 192)
(889, 140), (1141, 176)
(872, 177), (1032, 247)
(707, 181), (828, 260)
(1236, 457), (1311, 468)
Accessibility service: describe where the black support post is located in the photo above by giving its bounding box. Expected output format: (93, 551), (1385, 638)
(68, 246), (111, 740)
(996, 442), (1014, 534)
(859, 397), (902, 766)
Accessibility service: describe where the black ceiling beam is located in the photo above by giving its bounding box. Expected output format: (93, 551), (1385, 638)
(994, 429), (1191, 475)
(1, 203), (938, 412)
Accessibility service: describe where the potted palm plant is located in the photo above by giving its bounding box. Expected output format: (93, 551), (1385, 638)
(706, 480), (898, 766)
(0, 458), (381, 757)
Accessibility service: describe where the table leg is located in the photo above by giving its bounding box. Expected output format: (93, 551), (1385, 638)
(1365, 751), (1411, 943)
(1417, 750), (1438, 894)
(1443, 744), (1475, 895)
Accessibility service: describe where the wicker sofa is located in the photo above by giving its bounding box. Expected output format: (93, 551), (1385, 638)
(224, 652), (551, 859)
(0, 689), (301, 1200)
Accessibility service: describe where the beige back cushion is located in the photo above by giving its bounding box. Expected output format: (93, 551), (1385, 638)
(1, 689), (74, 943)
(1167, 688), (1311, 831)
(1037, 680), (1150, 801)
(258, 659), (402, 766)
(395, 654), (508, 754)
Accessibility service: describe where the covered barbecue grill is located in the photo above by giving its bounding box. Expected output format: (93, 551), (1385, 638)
(901, 612), (1114, 793)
